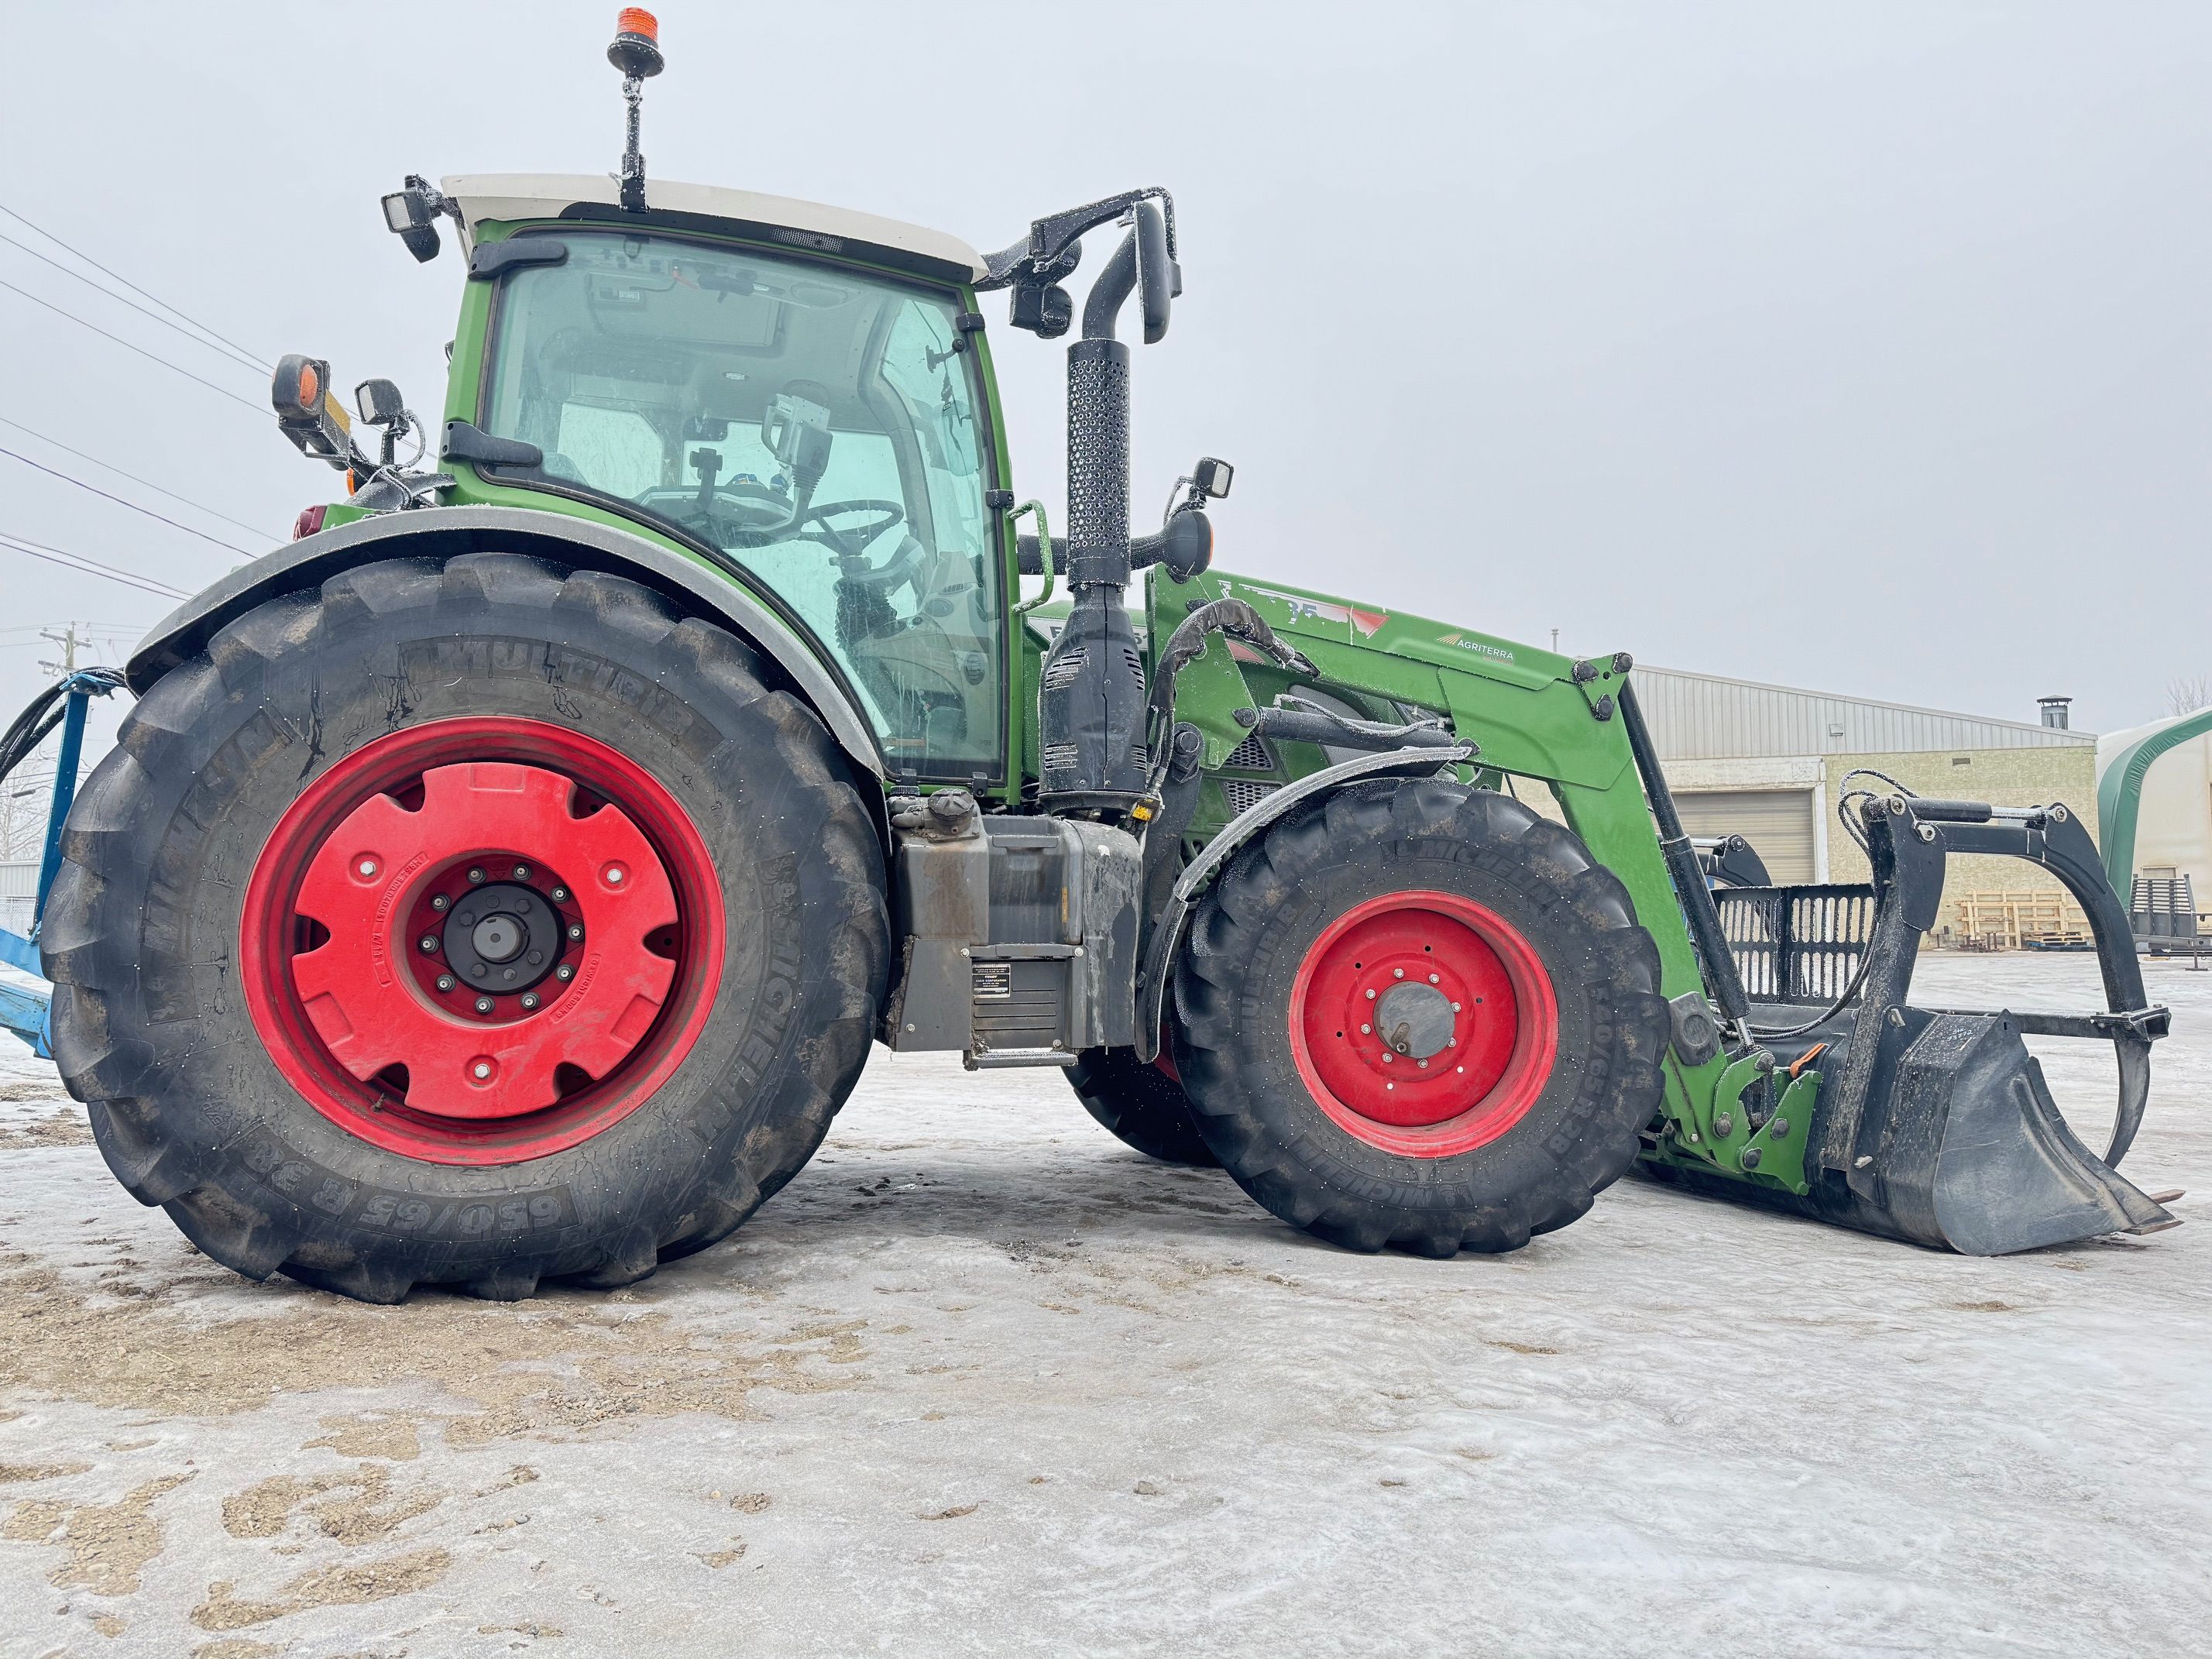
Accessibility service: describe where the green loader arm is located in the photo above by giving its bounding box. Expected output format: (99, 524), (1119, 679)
(1143, 565), (1778, 1190)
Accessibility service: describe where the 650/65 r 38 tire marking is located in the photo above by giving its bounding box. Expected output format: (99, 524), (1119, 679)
(239, 717), (724, 1165)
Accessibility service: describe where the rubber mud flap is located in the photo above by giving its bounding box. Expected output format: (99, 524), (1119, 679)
(1860, 1014), (2173, 1254)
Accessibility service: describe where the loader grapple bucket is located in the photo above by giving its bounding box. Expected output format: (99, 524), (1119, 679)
(1674, 795), (2176, 1254)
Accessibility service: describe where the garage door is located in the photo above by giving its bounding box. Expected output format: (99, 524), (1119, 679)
(1672, 789), (1816, 884)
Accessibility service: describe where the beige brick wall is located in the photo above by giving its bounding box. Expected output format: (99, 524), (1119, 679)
(1515, 745), (2098, 942)
(1823, 748), (2098, 936)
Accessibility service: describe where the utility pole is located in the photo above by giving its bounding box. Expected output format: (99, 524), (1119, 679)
(29, 622), (90, 935)
(36, 622), (81, 677)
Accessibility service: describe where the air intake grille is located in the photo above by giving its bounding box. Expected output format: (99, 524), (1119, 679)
(1221, 733), (1274, 772)
(1221, 778), (1281, 817)
(1042, 647), (1087, 690)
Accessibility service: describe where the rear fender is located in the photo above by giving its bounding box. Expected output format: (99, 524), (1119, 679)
(125, 505), (884, 778)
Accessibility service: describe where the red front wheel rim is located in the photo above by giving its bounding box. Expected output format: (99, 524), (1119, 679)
(1288, 890), (1558, 1158)
(239, 717), (724, 1166)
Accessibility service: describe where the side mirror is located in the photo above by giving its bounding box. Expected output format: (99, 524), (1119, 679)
(1159, 507), (1211, 579)
(355, 378), (407, 428)
(1194, 456), (1233, 499)
(380, 177), (445, 263)
(1134, 200), (1174, 345)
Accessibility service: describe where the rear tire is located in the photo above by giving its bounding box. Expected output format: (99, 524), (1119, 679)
(41, 551), (888, 1303)
(1173, 778), (1669, 1255)
(1065, 1046), (1218, 1166)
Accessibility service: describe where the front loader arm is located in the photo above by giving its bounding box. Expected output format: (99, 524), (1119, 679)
(1145, 565), (1754, 1178)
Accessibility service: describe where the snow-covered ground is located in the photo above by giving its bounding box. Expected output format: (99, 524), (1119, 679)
(0, 953), (2204, 1658)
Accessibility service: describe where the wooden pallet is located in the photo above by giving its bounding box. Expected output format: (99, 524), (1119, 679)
(1948, 890), (2090, 952)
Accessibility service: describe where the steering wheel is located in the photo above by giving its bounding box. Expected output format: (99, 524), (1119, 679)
(636, 480), (796, 538)
(795, 499), (930, 592)
(796, 499), (905, 558)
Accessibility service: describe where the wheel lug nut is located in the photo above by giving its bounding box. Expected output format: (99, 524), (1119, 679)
(431, 894), (451, 912)
(555, 963), (575, 981)
(1417, 1060), (1428, 1068)
(1382, 1053), (1393, 1064)
(514, 864), (531, 881)
(550, 886), (569, 903)
(567, 923), (584, 941)
(435, 974), (455, 992)
(1365, 989), (1376, 1001)
(520, 991), (540, 1011)
(419, 935), (440, 953)
(1393, 968), (1404, 979)
(1360, 1023), (1372, 1034)
(1451, 1001), (1462, 1012)
(472, 1060), (493, 1079)
(1429, 974), (1440, 984)
(473, 997), (494, 1015)
(468, 867), (486, 884)
(527, 950), (543, 966)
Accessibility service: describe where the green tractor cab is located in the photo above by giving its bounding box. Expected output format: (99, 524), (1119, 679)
(39, 12), (2176, 1303)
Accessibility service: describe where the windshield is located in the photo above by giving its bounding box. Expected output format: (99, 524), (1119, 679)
(480, 229), (1003, 781)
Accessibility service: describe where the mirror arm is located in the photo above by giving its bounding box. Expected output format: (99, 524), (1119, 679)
(1080, 231), (1139, 342)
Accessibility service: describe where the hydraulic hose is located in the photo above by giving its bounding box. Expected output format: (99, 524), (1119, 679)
(0, 669), (124, 786)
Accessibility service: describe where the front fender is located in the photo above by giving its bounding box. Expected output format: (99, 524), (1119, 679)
(127, 505), (884, 778)
(1133, 743), (1477, 1062)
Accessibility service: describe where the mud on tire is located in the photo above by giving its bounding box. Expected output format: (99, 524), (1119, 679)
(1172, 777), (1670, 1255)
(40, 552), (888, 1303)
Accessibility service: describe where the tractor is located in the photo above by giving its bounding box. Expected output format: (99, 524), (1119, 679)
(33, 12), (2177, 1303)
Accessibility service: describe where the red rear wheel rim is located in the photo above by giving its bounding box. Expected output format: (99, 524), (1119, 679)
(1287, 890), (1557, 1158)
(239, 717), (724, 1165)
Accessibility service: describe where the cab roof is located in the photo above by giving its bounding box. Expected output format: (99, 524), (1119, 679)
(441, 173), (988, 285)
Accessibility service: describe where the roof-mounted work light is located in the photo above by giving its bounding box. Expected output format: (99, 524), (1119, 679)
(379, 174), (452, 263)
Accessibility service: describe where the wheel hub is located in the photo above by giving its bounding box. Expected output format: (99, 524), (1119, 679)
(1374, 981), (1455, 1059)
(440, 881), (564, 994)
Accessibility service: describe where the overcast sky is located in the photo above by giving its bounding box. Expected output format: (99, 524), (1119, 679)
(0, 1), (2203, 776)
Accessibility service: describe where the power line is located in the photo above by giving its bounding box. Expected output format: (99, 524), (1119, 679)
(0, 276), (264, 414)
(0, 531), (190, 600)
(0, 444), (259, 559)
(0, 414), (280, 542)
(0, 228), (267, 376)
(0, 200), (272, 371)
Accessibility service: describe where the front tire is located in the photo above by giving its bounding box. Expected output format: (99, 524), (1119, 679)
(41, 552), (888, 1303)
(1173, 778), (1669, 1255)
(1065, 1046), (1218, 1166)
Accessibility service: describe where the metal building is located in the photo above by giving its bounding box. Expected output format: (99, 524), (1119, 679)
(1636, 665), (2097, 888)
